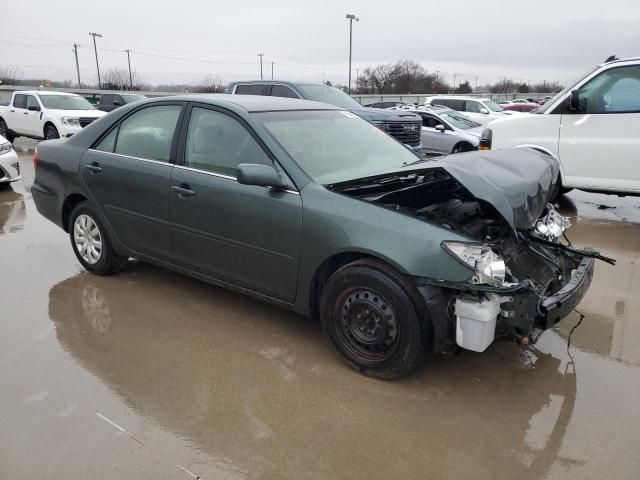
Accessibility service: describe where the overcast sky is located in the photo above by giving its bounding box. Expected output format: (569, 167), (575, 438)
(3, 0), (639, 89)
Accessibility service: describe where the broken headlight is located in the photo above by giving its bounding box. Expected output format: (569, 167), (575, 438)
(534, 204), (571, 241)
(442, 241), (506, 286)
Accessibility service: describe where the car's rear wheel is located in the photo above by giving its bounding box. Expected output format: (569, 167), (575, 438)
(69, 202), (128, 275)
(320, 259), (428, 379)
(44, 124), (60, 140)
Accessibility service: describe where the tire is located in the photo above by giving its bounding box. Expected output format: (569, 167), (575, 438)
(0, 119), (14, 143)
(69, 202), (128, 275)
(549, 177), (573, 202)
(451, 142), (471, 153)
(320, 259), (428, 379)
(0, 182), (12, 191)
(44, 124), (60, 140)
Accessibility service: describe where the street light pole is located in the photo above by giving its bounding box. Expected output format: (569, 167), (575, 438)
(125, 49), (133, 90)
(72, 43), (81, 88)
(355, 68), (359, 93)
(257, 53), (264, 80)
(346, 13), (359, 95)
(88, 32), (103, 88)
(271, 61), (274, 80)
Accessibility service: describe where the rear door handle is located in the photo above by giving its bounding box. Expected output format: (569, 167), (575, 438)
(23, 112), (29, 115)
(85, 162), (102, 174)
(172, 184), (195, 197)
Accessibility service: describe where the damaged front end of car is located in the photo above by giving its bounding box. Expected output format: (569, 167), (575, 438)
(329, 148), (614, 354)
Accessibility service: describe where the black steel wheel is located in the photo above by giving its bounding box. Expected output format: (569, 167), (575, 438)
(320, 259), (428, 379)
(44, 124), (60, 140)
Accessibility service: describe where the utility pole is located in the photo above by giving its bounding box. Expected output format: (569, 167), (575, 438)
(346, 13), (359, 94)
(72, 43), (81, 88)
(271, 61), (274, 80)
(475, 76), (479, 91)
(125, 49), (133, 90)
(435, 70), (440, 83)
(88, 32), (103, 88)
(355, 68), (359, 92)
(257, 53), (264, 80)
(453, 73), (457, 90)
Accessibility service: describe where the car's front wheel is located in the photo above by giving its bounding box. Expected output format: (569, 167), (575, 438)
(69, 202), (128, 275)
(320, 259), (428, 379)
(44, 124), (60, 140)
(0, 119), (14, 143)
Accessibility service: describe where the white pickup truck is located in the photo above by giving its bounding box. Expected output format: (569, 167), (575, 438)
(0, 91), (106, 142)
(482, 56), (640, 197)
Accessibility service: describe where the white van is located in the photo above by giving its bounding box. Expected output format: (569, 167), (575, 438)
(483, 57), (640, 197)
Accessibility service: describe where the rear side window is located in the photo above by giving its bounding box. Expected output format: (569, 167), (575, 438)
(100, 95), (112, 105)
(184, 107), (270, 177)
(235, 84), (269, 96)
(114, 105), (182, 162)
(271, 85), (299, 99)
(13, 94), (26, 109)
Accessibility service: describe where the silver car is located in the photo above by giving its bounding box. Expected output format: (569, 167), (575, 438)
(0, 135), (21, 189)
(396, 106), (483, 155)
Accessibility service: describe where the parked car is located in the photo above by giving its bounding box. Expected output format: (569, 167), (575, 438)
(32, 94), (608, 378)
(226, 81), (422, 150)
(482, 56), (640, 197)
(502, 101), (539, 112)
(423, 96), (516, 125)
(0, 91), (106, 141)
(402, 106), (483, 154)
(365, 101), (407, 109)
(0, 135), (20, 188)
(96, 93), (147, 112)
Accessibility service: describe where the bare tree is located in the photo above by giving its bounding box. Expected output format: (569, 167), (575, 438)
(358, 60), (450, 94)
(191, 74), (225, 93)
(102, 67), (143, 90)
(0, 66), (22, 85)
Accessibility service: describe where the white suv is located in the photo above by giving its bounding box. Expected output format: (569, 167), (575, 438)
(483, 57), (640, 197)
(424, 96), (515, 125)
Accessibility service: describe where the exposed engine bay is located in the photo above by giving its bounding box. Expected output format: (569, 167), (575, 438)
(330, 166), (615, 353)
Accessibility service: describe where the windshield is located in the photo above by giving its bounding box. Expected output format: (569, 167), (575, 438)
(255, 110), (419, 184)
(38, 95), (94, 110)
(297, 84), (363, 109)
(482, 100), (503, 112)
(123, 95), (146, 103)
(439, 111), (480, 129)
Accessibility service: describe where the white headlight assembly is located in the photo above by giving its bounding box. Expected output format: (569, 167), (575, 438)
(442, 241), (506, 286)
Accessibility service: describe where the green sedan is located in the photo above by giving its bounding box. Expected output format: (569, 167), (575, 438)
(32, 95), (610, 378)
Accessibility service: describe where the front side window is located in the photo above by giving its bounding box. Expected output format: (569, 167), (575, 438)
(114, 105), (182, 162)
(255, 110), (419, 185)
(420, 114), (441, 128)
(465, 101), (482, 113)
(185, 107), (271, 177)
(95, 127), (118, 152)
(577, 65), (640, 113)
(26, 96), (39, 110)
(271, 85), (300, 99)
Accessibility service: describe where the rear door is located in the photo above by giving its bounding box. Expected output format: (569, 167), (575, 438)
(170, 103), (302, 301)
(559, 64), (640, 193)
(81, 102), (185, 261)
(9, 94), (27, 134)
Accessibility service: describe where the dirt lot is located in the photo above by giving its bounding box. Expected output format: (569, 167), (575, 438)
(2, 139), (639, 479)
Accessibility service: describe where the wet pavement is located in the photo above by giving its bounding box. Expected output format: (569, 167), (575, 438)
(1, 139), (640, 479)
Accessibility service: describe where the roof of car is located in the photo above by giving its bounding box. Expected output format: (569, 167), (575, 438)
(427, 95), (492, 101)
(16, 90), (78, 96)
(227, 80), (323, 87)
(144, 93), (341, 112)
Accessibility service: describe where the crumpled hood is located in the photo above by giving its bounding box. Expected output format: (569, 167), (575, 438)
(436, 148), (559, 230)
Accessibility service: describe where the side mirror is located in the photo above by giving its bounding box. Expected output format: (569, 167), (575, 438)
(236, 163), (289, 190)
(479, 107), (489, 114)
(28, 105), (40, 112)
(435, 124), (446, 132)
(568, 90), (581, 111)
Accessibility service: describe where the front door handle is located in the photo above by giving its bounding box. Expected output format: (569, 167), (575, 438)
(172, 184), (196, 198)
(23, 111), (29, 115)
(85, 162), (102, 174)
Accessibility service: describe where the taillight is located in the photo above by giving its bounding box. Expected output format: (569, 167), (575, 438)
(33, 149), (39, 168)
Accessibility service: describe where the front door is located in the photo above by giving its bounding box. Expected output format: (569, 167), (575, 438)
(559, 64), (640, 193)
(24, 95), (42, 137)
(81, 103), (184, 261)
(420, 113), (454, 154)
(170, 104), (302, 302)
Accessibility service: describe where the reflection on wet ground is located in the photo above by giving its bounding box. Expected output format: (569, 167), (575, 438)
(1, 142), (640, 479)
